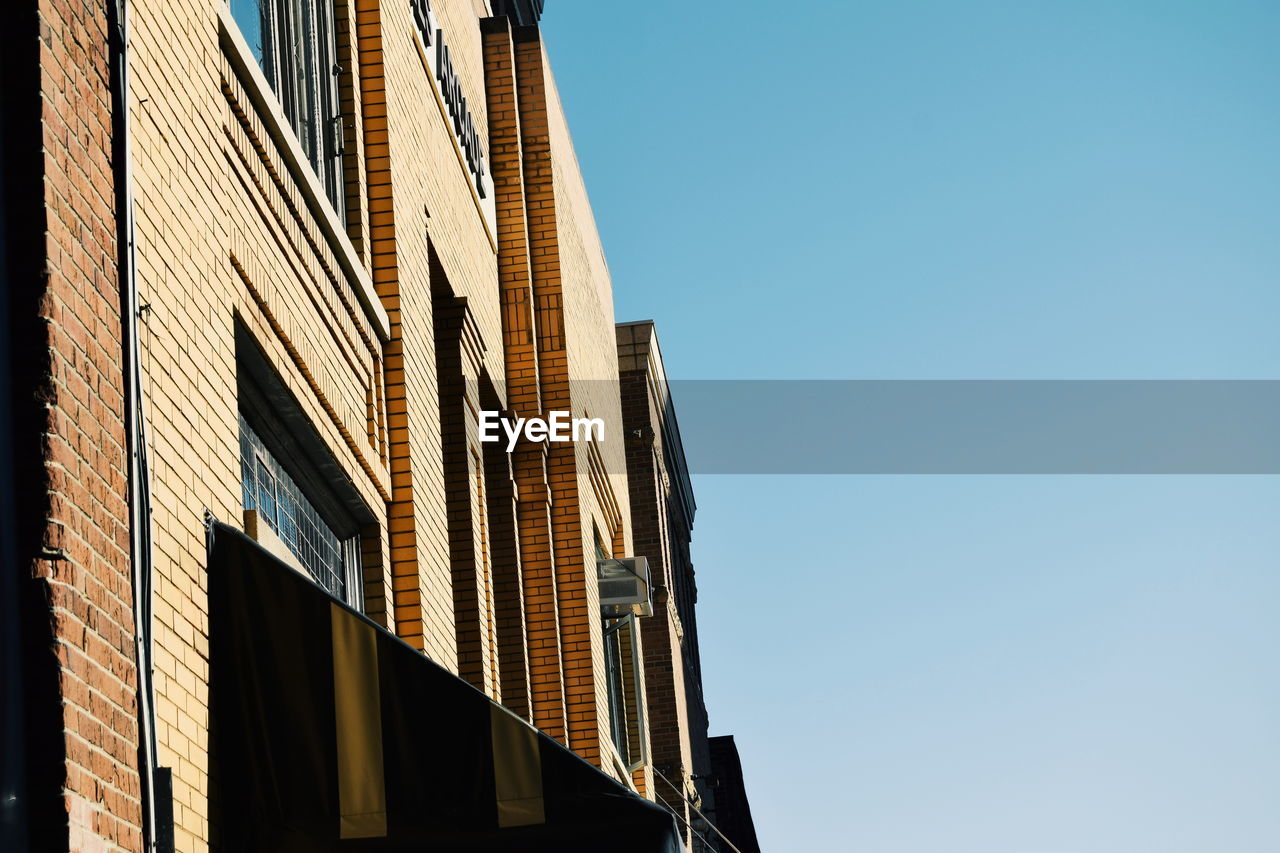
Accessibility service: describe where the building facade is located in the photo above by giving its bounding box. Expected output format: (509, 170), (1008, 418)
(618, 321), (717, 849)
(3, 1), (760, 851)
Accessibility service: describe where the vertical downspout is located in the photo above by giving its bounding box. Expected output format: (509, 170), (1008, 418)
(107, 0), (167, 850)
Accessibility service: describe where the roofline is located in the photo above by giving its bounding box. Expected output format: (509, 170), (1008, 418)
(615, 320), (696, 526)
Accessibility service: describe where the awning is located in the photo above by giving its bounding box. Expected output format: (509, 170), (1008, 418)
(207, 522), (682, 852)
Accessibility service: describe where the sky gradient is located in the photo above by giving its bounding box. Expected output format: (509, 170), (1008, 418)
(541, 3), (1280, 850)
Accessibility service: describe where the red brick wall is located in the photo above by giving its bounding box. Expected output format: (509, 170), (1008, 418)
(13, 0), (144, 848)
(619, 338), (714, 845)
(619, 368), (694, 840)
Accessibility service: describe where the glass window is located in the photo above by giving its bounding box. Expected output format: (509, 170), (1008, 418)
(229, 0), (345, 222)
(598, 530), (640, 766)
(229, 0), (267, 65)
(240, 412), (360, 604)
(604, 617), (631, 762)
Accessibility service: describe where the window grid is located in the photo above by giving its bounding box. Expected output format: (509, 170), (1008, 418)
(239, 413), (355, 602)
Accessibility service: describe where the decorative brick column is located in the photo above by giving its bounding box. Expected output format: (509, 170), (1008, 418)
(482, 16), (570, 740)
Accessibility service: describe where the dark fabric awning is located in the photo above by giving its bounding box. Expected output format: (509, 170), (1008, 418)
(207, 522), (682, 852)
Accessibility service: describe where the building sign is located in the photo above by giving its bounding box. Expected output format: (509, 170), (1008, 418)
(411, 0), (488, 200)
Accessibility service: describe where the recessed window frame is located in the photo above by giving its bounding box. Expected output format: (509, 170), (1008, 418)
(239, 412), (362, 604)
(236, 324), (373, 610)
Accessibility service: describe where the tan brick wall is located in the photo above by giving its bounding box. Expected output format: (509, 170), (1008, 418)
(126, 0), (403, 847)
(110, 2), (652, 847)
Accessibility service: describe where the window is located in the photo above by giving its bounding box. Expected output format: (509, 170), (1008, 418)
(598, 531), (647, 770)
(236, 322), (374, 609)
(229, 0), (345, 221)
(603, 616), (632, 762)
(240, 412), (362, 605)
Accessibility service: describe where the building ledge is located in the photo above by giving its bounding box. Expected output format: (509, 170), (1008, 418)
(217, 4), (391, 342)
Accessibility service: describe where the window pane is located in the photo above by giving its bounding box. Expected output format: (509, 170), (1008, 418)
(231, 0), (345, 224)
(315, 0), (343, 213)
(256, 460), (278, 528)
(229, 0), (269, 68)
(240, 428), (257, 511)
(239, 413), (357, 603)
(604, 622), (630, 763)
(284, 0), (320, 168)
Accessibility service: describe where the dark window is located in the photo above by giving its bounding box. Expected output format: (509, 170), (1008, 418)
(240, 412), (360, 604)
(603, 616), (631, 762)
(229, 0), (345, 221)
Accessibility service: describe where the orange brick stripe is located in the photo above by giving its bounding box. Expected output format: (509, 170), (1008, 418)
(482, 18), (571, 744)
(512, 26), (602, 765)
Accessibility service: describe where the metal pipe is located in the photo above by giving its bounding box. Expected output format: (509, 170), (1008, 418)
(108, 0), (162, 849)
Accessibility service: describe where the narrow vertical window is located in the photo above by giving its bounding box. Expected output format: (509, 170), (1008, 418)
(603, 617), (630, 762)
(598, 532), (631, 763)
(229, 0), (345, 222)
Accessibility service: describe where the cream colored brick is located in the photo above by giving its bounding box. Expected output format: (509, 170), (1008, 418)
(124, 1), (650, 844)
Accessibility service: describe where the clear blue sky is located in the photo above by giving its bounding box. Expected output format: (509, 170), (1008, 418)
(541, 3), (1280, 851)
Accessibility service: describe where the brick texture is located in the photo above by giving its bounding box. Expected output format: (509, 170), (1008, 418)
(14, 1), (672, 847)
(619, 321), (713, 848)
(12, 0), (144, 848)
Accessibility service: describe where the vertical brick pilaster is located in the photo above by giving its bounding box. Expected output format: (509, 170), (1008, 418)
(357, 0), (434, 652)
(482, 17), (569, 740)
(619, 320), (711, 841)
(510, 25), (602, 765)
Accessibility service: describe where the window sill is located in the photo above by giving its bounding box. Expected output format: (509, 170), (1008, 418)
(602, 739), (639, 792)
(217, 3), (390, 342)
(243, 509), (309, 579)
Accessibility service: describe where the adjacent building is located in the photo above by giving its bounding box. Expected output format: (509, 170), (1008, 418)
(708, 736), (764, 853)
(618, 321), (716, 848)
(2, 1), (761, 851)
